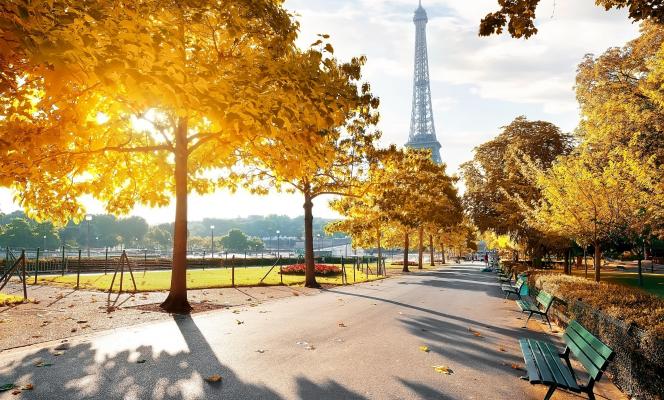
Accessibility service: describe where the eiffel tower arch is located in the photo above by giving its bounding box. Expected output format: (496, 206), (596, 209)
(405, 1), (442, 164)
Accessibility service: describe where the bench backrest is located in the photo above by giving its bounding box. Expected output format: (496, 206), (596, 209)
(535, 291), (554, 311)
(563, 320), (614, 381)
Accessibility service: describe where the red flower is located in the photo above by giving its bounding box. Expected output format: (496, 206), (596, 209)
(281, 264), (341, 276)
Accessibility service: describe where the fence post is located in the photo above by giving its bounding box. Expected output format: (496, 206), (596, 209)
(34, 247), (40, 284)
(61, 246), (66, 275)
(21, 249), (27, 300)
(144, 249), (148, 274)
(76, 249), (82, 289)
(231, 255), (235, 288)
(353, 257), (356, 283)
(104, 247), (109, 275)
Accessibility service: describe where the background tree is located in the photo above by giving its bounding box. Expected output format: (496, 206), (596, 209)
(576, 22), (664, 166)
(531, 149), (661, 282)
(220, 229), (250, 253)
(479, 1), (664, 39)
(461, 116), (572, 265)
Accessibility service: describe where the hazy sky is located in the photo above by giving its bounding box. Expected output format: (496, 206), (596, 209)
(0, 0), (640, 224)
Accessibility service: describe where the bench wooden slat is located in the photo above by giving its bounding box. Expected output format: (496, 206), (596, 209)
(528, 339), (556, 385)
(568, 321), (613, 360)
(516, 299), (536, 312)
(519, 339), (542, 383)
(563, 332), (602, 380)
(535, 340), (568, 387)
(541, 341), (579, 390)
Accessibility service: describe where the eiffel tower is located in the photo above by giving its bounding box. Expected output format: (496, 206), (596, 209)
(405, 1), (442, 164)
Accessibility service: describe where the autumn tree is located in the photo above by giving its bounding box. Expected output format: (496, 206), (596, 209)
(241, 45), (380, 287)
(576, 22), (664, 166)
(479, 0), (664, 39)
(332, 148), (462, 272)
(461, 116), (572, 264)
(531, 149), (662, 282)
(0, 0), (325, 312)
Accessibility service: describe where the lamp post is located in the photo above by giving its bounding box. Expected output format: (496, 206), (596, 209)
(43, 235), (47, 250)
(316, 233), (321, 252)
(210, 225), (215, 258)
(85, 214), (92, 257)
(276, 230), (280, 258)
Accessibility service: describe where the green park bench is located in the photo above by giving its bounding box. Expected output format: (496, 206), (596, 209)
(516, 290), (554, 329)
(519, 320), (614, 400)
(501, 276), (526, 299)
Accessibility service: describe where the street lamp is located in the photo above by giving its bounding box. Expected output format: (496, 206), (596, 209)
(85, 214), (92, 257)
(316, 233), (321, 252)
(276, 230), (280, 258)
(43, 235), (47, 250)
(210, 225), (215, 258)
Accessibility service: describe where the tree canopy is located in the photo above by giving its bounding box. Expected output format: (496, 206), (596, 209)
(479, 0), (664, 39)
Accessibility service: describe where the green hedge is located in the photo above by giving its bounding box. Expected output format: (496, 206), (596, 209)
(529, 273), (664, 399)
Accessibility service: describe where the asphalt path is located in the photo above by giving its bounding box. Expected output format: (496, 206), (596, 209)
(0, 262), (623, 399)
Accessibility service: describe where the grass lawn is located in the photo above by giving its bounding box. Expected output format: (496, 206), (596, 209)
(571, 270), (664, 298)
(0, 293), (26, 306)
(35, 264), (385, 292)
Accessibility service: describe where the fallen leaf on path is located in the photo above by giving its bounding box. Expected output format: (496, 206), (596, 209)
(76, 320), (88, 324)
(468, 327), (482, 337)
(499, 347), (506, 352)
(236, 320), (244, 325)
(433, 365), (453, 375)
(52, 352), (64, 356)
(232, 310), (240, 314)
(0, 384), (15, 392)
(510, 363), (524, 371)
(258, 311), (270, 314)
(21, 384), (33, 391)
(419, 346), (430, 353)
(338, 322), (347, 328)
(305, 345), (316, 350)
(256, 349), (266, 354)
(205, 374), (222, 383)
(71, 328), (77, 333)
(136, 360), (146, 364)
(292, 292), (300, 296)
(34, 362), (53, 368)
(11, 389), (20, 395)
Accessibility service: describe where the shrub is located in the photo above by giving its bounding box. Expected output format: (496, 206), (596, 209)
(531, 273), (664, 336)
(390, 261), (417, 266)
(280, 264), (341, 276)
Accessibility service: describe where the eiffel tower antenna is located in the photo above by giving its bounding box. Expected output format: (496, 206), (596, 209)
(405, 1), (442, 164)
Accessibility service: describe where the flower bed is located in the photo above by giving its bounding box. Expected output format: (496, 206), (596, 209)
(280, 264), (341, 276)
(529, 272), (664, 399)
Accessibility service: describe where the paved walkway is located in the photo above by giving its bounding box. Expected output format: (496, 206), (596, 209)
(0, 263), (625, 399)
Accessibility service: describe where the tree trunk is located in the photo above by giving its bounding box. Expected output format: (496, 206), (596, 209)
(637, 256), (643, 287)
(429, 234), (435, 266)
(417, 227), (424, 269)
(303, 192), (319, 288)
(402, 232), (410, 273)
(376, 226), (382, 275)
(160, 118), (192, 314)
(584, 247), (588, 278)
(594, 242), (601, 283)
(563, 248), (570, 275)
(441, 244), (446, 264)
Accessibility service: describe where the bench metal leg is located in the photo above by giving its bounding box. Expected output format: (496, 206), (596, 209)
(541, 314), (552, 330)
(525, 312), (533, 326)
(544, 385), (557, 400)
